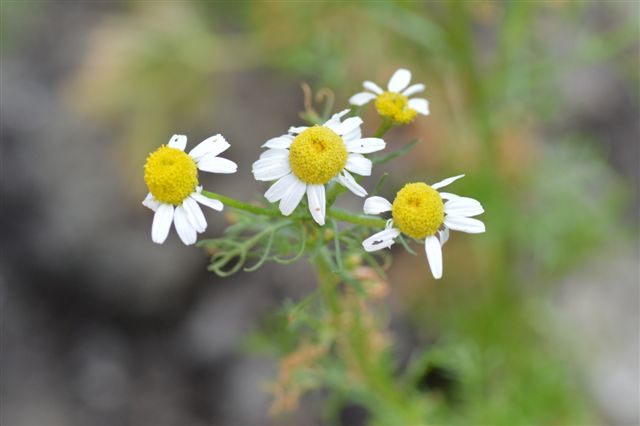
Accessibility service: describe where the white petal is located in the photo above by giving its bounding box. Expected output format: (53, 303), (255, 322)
(262, 135), (294, 149)
(345, 153), (372, 176)
(444, 197), (484, 217)
(191, 192), (223, 211)
(424, 235), (443, 279)
(197, 157), (238, 174)
(288, 126), (309, 134)
(306, 184), (326, 226)
(338, 170), (367, 197)
(402, 83), (425, 97)
(151, 204), (174, 244)
(363, 81), (384, 95)
(182, 197), (207, 233)
(439, 192), (459, 200)
(362, 228), (400, 252)
(388, 68), (411, 92)
(167, 134), (187, 151)
(332, 109), (352, 121)
(363, 196), (392, 215)
(349, 92), (377, 106)
(252, 155), (291, 181)
(438, 227), (449, 246)
(174, 205), (197, 245)
(324, 121), (341, 134)
(334, 116), (363, 137)
(445, 196), (482, 208)
(142, 193), (161, 212)
(259, 148), (289, 160)
(431, 174), (465, 190)
(444, 216), (486, 234)
(279, 178), (306, 216)
(341, 124), (362, 143)
(188, 134), (229, 162)
(345, 137), (386, 154)
(408, 98), (429, 115)
(323, 109), (351, 129)
(264, 173), (297, 202)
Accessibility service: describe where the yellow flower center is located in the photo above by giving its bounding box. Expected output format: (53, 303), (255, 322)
(392, 182), (444, 239)
(144, 145), (198, 205)
(289, 126), (348, 184)
(374, 91), (418, 125)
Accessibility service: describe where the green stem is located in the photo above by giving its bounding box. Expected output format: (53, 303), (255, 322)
(374, 119), (393, 138)
(203, 191), (385, 228)
(311, 249), (421, 424)
(202, 191), (281, 217)
(328, 208), (386, 228)
(316, 247), (341, 315)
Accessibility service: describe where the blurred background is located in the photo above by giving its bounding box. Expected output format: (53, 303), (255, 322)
(1, 1), (638, 425)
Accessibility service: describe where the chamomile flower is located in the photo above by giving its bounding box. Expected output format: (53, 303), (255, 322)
(349, 68), (429, 125)
(142, 134), (237, 245)
(252, 110), (386, 226)
(362, 175), (485, 279)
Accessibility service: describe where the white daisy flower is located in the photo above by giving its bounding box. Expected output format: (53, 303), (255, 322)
(361, 175), (485, 279)
(349, 68), (429, 125)
(142, 134), (237, 245)
(252, 109), (386, 226)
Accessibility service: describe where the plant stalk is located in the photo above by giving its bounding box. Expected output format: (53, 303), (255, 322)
(203, 191), (386, 228)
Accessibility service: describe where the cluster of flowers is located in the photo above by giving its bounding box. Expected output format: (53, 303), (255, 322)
(142, 69), (485, 279)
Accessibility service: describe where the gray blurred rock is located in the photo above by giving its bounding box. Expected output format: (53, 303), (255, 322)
(554, 245), (640, 425)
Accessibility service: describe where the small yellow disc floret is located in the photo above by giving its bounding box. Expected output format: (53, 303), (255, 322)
(375, 91), (418, 125)
(144, 145), (198, 205)
(289, 126), (348, 184)
(392, 182), (444, 239)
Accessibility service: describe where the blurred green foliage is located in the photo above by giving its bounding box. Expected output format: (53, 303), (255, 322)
(6, 0), (634, 424)
(236, 2), (635, 424)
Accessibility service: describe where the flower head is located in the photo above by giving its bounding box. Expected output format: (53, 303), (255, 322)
(142, 134), (237, 245)
(349, 68), (429, 125)
(362, 175), (485, 279)
(252, 110), (386, 226)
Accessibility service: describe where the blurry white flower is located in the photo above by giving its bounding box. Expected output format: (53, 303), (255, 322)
(349, 68), (429, 124)
(252, 110), (386, 226)
(362, 175), (485, 279)
(142, 134), (237, 245)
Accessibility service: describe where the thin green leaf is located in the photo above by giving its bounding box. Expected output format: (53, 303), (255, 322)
(373, 173), (389, 196)
(361, 250), (389, 279)
(397, 234), (417, 256)
(273, 224), (307, 264)
(243, 228), (276, 272)
(332, 219), (343, 273)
